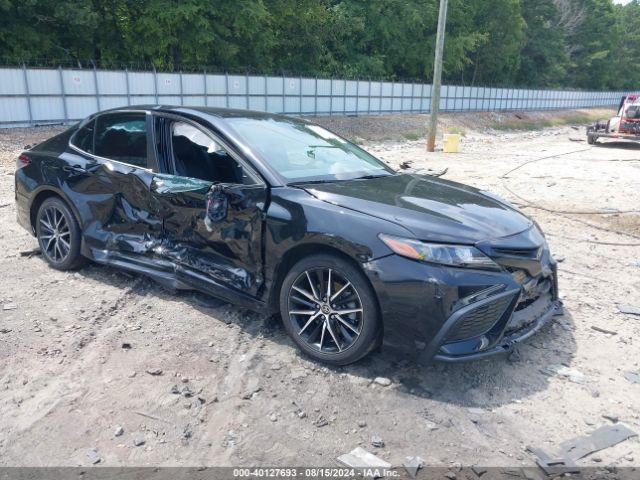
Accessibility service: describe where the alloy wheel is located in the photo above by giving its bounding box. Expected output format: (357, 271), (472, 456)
(287, 268), (364, 354)
(39, 205), (71, 263)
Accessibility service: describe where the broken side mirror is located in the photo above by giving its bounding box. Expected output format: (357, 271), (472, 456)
(221, 184), (245, 204)
(205, 183), (229, 226)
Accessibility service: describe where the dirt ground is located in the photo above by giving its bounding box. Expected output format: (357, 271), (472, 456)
(0, 110), (639, 472)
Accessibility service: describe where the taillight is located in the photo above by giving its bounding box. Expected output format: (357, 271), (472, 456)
(16, 154), (30, 169)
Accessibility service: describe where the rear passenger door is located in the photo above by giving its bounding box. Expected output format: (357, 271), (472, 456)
(67, 111), (161, 255)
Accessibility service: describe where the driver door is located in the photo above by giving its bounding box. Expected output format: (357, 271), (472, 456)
(149, 116), (267, 298)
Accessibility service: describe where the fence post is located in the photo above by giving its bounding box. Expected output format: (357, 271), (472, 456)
(299, 75), (303, 115)
(453, 85), (464, 112)
(473, 85), (478, 112)
(125, 68), (131, 105)
(546, 89), (550, 111)
(390, 80), (394, 112)
(225, 72), (230, 108)
(179, 70), (184, 105)
(329, 77), (333, 116)
(247, 72), (251, 110)
(482, 86), (486, 111)
(414, 83), (418, 113)
(531, 88), (535, 110)
(343, 78), (347, 115)
(282, 73), (286, 114)
(368, 79), (372, 115)
(93, 64), (101, 111)
(153, 66), (159, 104)
(355, 78), (359, 116)
(22, 64), (33, 126)
(547, 90), (551, 111)
(379, 80), (383, 114)
(548, 90), (551, 110)
(314, 76), (318, 116)
(203, 69), (208, 106)
(58, 66), (68, 123)
(264, 74), (268, 112)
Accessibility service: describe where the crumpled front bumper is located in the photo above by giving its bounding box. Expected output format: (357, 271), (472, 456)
(364, 222), (562, 362)
(432, 296), (563, 362)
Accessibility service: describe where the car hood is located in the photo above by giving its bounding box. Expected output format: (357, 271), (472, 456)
(303, 173), (533, 244)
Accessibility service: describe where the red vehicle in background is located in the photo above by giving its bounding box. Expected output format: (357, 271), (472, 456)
(587, 93), (640, 144)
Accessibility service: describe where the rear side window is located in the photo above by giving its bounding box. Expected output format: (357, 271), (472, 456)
(72, 119), (95, 153)
(94, 113), (148, 168)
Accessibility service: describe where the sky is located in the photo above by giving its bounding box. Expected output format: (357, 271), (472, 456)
(613, 0), (632, 4)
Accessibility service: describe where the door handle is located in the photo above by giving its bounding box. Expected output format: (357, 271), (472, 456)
(63, 165), (87, 174)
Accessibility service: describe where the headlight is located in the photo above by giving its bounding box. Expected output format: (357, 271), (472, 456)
(379, 234), (500, 270)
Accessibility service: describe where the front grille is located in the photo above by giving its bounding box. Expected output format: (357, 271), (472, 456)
(493, 246), (541, 259)
(445, 294), (513, 343)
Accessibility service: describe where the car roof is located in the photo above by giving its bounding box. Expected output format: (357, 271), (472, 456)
(90, 105), (302, 186)
(98, 104), (295, 122)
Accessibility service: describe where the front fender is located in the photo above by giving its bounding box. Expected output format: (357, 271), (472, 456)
(262, 187), (414, 308)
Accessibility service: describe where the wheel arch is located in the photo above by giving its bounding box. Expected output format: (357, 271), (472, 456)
(29, 187), (82, 234)
(268, 242), (384, 341)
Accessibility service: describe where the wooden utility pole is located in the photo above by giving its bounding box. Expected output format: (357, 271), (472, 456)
(427, 0), (448, 152)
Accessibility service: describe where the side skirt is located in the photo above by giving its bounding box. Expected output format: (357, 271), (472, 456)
(88, 248), (267, 313)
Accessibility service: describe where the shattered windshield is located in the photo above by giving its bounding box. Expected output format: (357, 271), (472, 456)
(225, 117), (393, 183)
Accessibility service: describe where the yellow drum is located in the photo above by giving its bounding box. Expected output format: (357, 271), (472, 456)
(443, 133), (460, 153)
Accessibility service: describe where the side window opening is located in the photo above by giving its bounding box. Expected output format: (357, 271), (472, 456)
(170, 121), (253, 185)
(94, 113), (148, 168)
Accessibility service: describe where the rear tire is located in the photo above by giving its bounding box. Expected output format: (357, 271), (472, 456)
(35, 197), (85, 270)
(279, 253), (380, 365)
(587, 132), (597, 145)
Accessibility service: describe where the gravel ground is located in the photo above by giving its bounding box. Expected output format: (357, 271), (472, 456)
(0, 112), (639, 472)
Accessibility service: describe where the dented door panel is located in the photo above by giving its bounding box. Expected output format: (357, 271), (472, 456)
(37, 149), (163, 257)
(150, 174), (267, 296)
(82, 161), (161, 255)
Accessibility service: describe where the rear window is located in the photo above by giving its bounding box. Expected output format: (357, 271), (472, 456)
(94, 112), (148, 168)
(72, 119), (95, 153)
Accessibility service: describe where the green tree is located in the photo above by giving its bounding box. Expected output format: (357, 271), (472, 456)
(610, 0), (640, 89)
(516, 0), (569, 87)
(463, 0), (526, 85)
(564, 0), (617, 88)
(0, 0), (638, 89)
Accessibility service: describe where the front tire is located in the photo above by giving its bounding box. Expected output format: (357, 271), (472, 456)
(279, 253), (380, 365)
(35, 197), (85, 270)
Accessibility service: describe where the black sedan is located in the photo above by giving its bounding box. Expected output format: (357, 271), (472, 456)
(15, 106), (562, 365)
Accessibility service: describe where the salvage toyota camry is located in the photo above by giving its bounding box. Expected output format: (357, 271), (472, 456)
(15, 106), (562, 365)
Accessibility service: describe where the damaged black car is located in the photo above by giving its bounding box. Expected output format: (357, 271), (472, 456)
(15, 106), (562, 365)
